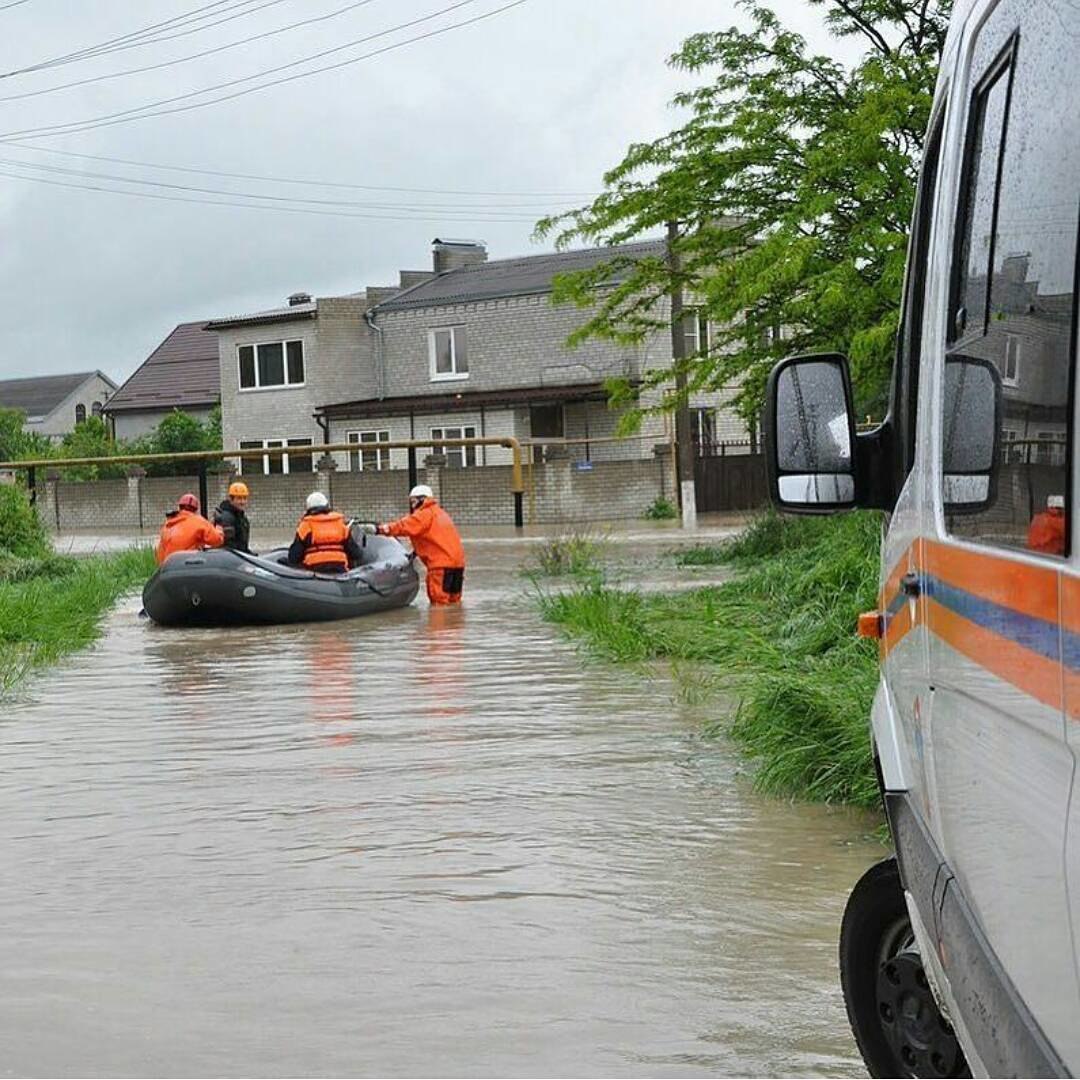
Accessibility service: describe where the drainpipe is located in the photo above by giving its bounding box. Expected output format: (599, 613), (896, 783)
(364, 307), (385, 400)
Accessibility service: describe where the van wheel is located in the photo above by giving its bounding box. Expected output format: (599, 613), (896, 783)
(839, 858), (970, 1078)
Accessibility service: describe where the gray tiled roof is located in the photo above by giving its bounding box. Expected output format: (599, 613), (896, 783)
(0, 371), (111, 419)
(375, 239), (667, 312)
(105, 321), (220, 414)
(206, 300), (318, 329)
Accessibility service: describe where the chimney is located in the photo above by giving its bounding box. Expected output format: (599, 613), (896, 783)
(288, 291), (312, 306)
(432, 238), (487, 274)
(1001, 253), (1030, 285)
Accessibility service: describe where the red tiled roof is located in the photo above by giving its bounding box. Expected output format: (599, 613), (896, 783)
(104, 321), (220, 414)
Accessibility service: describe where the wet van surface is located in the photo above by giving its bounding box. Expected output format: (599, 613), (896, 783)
(1, 531), (880, 1077)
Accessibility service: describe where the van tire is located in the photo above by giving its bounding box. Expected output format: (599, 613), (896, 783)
(839, 857), (969, 1078)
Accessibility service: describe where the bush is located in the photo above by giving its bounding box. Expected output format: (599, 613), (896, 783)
(135, 408), (224, 476)
(644, 495), (678, 520)
(0, 484), (49, 557)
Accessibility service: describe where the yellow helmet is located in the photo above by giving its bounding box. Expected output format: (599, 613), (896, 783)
(228, 481), (249, 498)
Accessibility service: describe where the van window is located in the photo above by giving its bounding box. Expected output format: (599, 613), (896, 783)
(943, 8), (1079, 557)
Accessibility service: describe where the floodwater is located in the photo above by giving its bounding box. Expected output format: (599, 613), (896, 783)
(1, 528), (881, 1077)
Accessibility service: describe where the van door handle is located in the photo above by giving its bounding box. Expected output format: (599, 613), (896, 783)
(900, 572), (921, 598)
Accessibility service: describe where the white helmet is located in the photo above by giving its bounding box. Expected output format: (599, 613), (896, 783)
(409, 484), (433, 500)
(306, 490), (329, 511)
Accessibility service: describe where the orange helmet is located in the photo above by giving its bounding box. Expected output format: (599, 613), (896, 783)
(228, 481), (249, 498)
(177, 492), (199, 512)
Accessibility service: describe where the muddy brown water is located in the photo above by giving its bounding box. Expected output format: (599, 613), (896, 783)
(1, 528), (880, 1077)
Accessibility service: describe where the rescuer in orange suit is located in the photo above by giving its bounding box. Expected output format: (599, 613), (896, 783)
(1028, 493), (1066, 556)
(287, 490), (363, 573)
(378, 484), (465, 605)
(154, 492), (224, 564)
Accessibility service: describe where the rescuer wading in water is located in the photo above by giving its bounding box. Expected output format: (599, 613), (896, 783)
(378, 484), (465, 605)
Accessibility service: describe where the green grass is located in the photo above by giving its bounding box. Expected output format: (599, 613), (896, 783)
(538, 510), (884, 808)
(0, 546), (157, 695)
(525, 529), (607, 579)
(644, 495), (678, 520)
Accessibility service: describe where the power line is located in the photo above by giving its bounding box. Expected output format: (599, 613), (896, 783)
(0, 0), (32, 10)
(0, 164), (551, 223)
(0, 154), (560, 215)
(0, 0), (383, 104)
(0, 1), (240, 76)
(0, 0), (530, 142)
(5, 142), (601, 199)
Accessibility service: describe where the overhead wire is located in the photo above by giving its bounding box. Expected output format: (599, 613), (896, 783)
(0, 0), (287, 78)
(0, 0), (32, 10)
(0, 153), (569, 214)
(0, 0), (383, 103)
(4, 142), (602, 198)
(0, 0), (531, 142)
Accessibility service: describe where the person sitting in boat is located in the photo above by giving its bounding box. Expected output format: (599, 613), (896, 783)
(214, 480), (252, 553)
(377, 484), (465, 605)
(287, 491), (363, 574)
(155, 492), (224, 564)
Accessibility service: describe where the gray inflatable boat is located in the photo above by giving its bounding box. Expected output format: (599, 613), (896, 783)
(142, 533), (419, 626)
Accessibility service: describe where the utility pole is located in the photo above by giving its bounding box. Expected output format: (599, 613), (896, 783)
(666, 220), (697, 529)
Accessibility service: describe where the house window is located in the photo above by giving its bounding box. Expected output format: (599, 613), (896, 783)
(428, 327), (468, 380)
(91, 401), (102, 418)
(693, 407), (717, 453)
(75, 403), (86, 424)
(347, 430), (391, 471)
(238, 437), (314, 474)
(682, 310), (710, 356)
(431, 425), (477, 468)
(1001, 428), (1021, 463)
(1003, 334), (1021, 385)
(238, 340), (305, 390)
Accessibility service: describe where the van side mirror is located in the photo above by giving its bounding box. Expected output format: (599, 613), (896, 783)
(764, 353), (857, 511)
(942, 355), (1002, 512)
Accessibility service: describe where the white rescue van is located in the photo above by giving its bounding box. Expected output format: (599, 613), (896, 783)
(763, 0), (1080, 1075)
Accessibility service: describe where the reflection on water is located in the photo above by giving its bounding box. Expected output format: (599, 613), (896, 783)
(1, 534), (879, 1077)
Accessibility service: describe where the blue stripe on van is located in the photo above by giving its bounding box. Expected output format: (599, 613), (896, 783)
(923, 575), (1065, 665)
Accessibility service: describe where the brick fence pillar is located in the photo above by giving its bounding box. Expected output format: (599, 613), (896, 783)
(653, 443), (673, 500)
(44, 470), (61, 531)
(423, 453), (446, 505)
(127, 466), (146, 530)
(316, 452), (338, 508)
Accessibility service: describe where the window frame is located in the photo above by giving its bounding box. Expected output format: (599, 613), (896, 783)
(74, 403), (86, 424)
(237, 339), (306, 392)
(238, 436), (314, 475)
(1003, 333), (1021, 386)
(947, 33), (1019, 347)
(428, 326), (469, 382)
(346, 429), (391, 471)
(431, 424), (477, 468)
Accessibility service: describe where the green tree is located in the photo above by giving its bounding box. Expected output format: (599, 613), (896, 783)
(0, 407), (52, 464)
(537, 0), (950, 425)
(136, 407), (223, 476)
(57, 417), (127, 480)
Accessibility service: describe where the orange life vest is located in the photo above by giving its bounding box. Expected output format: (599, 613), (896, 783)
(155, 509), (224, 564)
(1028, 507), (1066, 556)
(296, 510), (351, 571)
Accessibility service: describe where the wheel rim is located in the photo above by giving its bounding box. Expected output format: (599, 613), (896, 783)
(876, 946), (965, 1077)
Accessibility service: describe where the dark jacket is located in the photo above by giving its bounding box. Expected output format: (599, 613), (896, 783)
(214, 499), (251, 553)
(287, 507), (363, 569)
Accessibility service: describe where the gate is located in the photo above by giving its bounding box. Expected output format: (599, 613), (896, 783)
(694, 441), (768, 512)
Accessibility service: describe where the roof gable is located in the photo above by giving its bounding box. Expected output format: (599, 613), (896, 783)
(0, 371), (113, 419)
(105, 321), (221, 414)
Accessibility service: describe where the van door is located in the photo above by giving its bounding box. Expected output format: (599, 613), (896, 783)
(927, 0), (1080, 1059)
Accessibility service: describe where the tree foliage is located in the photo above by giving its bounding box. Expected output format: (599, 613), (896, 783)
(133, 406), (223, 475)
(0, 407), (52, 463)
(537, 0), (951, 424)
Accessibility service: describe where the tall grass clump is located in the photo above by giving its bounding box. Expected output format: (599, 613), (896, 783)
(0, 484), (48, 557)
(527, 528), (607, 579)
(0, 546), (156, 695)
(540, 511), (885, 807)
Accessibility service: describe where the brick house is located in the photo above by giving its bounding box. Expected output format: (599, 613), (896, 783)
(210, 239), (748, 475)
(0, 370), (117, 441)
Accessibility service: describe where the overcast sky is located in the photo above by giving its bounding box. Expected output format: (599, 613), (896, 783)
(0, 0), (862, 387)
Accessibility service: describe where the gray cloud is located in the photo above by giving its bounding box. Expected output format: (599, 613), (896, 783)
(0, 0), (863, 384)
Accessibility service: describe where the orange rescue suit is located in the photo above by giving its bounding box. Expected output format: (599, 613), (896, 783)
(381, 498), (465, 605)
(295, 510), (352, 571)
(155, 509), (224, 564)
(1028, 507), (1066, 556)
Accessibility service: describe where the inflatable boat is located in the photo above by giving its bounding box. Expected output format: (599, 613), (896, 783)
(142, 533), (419, 626)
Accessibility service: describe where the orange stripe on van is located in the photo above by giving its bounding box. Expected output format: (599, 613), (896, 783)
(925, 597), (1063, 712)
(922, 540), (1059, 626)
